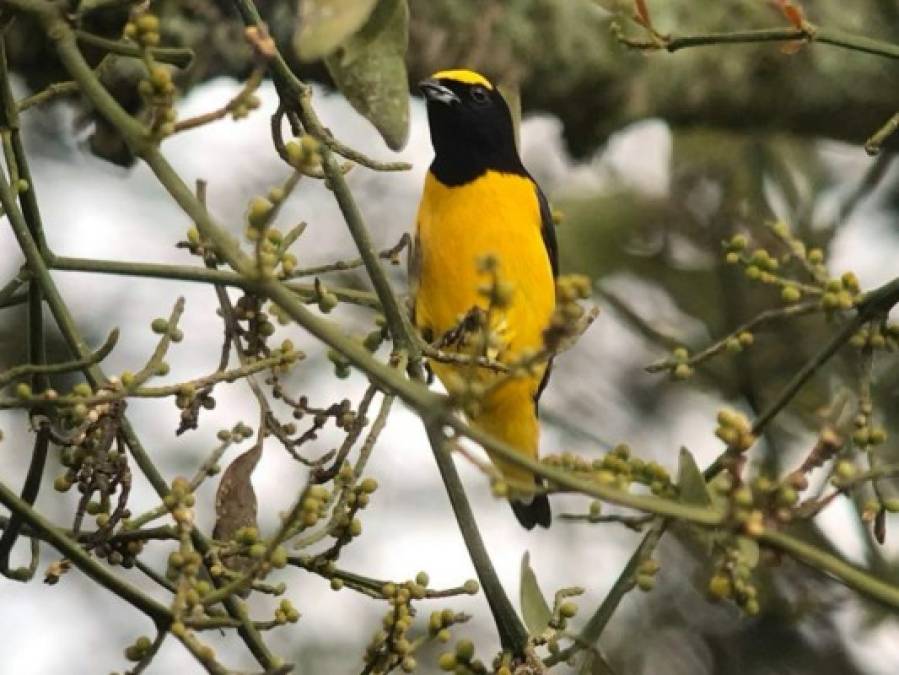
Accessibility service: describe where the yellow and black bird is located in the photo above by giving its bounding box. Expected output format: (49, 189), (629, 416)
(412, 69), (558, 529)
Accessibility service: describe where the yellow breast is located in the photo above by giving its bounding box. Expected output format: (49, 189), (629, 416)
(414, 170), (555, 361)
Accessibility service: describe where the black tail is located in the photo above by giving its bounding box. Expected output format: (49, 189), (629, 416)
(510, 494), (551, 530)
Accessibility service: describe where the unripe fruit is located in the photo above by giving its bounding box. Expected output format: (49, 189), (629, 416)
(149, 66), (171, 90)
(53, 475), (73, 492)
(455, 639), (474, 662)
(635, 574), (655, 591)
(730, 234), (748, 250)
(270, 547), (288, 568)
(247, 197), (273, 229)
(708, 574), (732, 599)
(285, 141), (305, 166)
(781, 285), (801, 303)
(836, 460), (857, 480)
(673, 363), (693, 380)
(883, 498), (899, 513)
(318, 292), (339, 313)
(136, 15), (160, 33)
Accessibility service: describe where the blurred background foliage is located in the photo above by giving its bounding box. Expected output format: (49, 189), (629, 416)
(4, 1), (899, 673)
(6, 0), (899, 153)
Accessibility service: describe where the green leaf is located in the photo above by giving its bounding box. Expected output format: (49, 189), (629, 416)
(293, 0), (380, 62)
(677, 447), (711, 506)
(324, 0), (410, 151)
(519, 551), (552, 635)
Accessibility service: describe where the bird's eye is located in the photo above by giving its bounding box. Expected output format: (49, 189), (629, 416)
(470, 86), (490, 105)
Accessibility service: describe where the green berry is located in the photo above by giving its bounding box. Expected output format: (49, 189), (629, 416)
(53, 474), (72, 492)
(72, 383), (92, 397)
(708, 574), (732, 600)
(247, 197), (273, 229)
(882, 498), (899, 513)
(318, 292), (339, 313)
(836, 461), (857, 480)
(455, 639), (474, 662)
(270, 547), (288, 568)
(136, 15), (160, 33)
(730, 234), (748, 250)
(635, 574), (655, 591)
(781, 285), (801, 303)
(673, 363), (693, 380)
(149, 66), (171, 90)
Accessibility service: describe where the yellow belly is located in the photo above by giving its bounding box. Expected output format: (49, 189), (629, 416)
(413, 170), (555, 484)
(414, 170), (554, 355)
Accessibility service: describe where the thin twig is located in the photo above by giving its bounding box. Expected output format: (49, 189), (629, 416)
(865, 111), (899, 155)
(173, 66), (265, 133)
(646, 302), (820, 373)
(75, 30), (194, 68)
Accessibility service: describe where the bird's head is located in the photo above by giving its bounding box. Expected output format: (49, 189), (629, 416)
(419, 69), (522, 184)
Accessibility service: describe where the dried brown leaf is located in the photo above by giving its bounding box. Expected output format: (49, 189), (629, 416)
(213, 441), (263, 541)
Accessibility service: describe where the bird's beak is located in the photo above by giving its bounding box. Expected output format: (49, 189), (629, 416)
(418, 78), (459, 105)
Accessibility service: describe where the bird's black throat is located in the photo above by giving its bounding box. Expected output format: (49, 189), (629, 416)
(428, 142), (527, 186)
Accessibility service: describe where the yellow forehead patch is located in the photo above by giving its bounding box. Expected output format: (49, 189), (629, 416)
(431, 69), (494, 89)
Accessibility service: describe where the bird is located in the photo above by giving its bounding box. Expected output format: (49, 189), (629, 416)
(411, 69), (558, 529)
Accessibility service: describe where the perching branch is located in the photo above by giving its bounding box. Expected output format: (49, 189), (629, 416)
(619, 25), (899, 61)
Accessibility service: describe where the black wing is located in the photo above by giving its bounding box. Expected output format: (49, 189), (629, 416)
(535, 184), (559, 277)
(533, 181), (558, 406)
